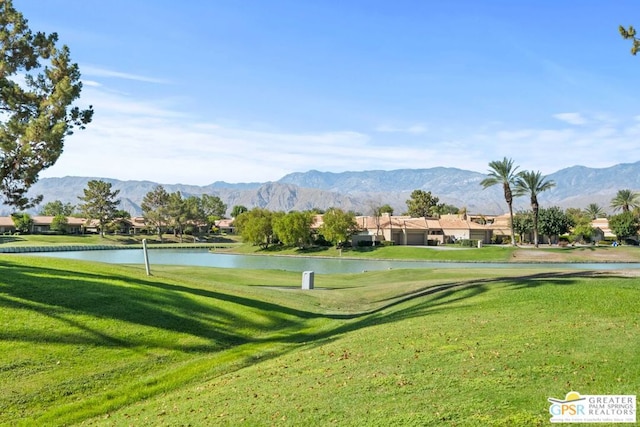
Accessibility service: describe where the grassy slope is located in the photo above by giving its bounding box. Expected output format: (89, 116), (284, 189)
(213, 241), (640, 263)
(0, 234), (243, 248)
(229, 242), (516, 261)
(0, 256), (638, 426)
(87, 270), (640, 426)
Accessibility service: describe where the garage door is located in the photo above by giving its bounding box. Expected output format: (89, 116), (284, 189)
(406, 233), (425, 245)
(392, 233), (403, 245)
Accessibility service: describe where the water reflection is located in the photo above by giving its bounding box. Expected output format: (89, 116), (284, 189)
(23, 248), (640, 274)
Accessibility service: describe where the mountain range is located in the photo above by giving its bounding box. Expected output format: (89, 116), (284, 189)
(8, 161), (640, 217)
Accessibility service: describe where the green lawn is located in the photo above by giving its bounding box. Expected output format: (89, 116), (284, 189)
(226, 241), (640, 263)
(0, 233), (129, 246)
(228, 242), (517, 261)
(0, 255), (638, 425)
(0, 233), (242, 249)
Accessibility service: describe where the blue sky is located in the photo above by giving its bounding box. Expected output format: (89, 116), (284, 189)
(14, 0), (640, 185)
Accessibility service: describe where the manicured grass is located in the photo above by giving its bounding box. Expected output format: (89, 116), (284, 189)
(342, 244), (514, 261)
(122, 273), (638, 426)
(0, 233), (243, 249)
(229, 241), (640, 263)
(0, 233), (129, 246)
(1, 255), (638, 425)
(232, 242), (516, 261)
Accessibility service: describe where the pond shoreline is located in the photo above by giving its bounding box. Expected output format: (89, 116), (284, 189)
(4, 243), (640, 265)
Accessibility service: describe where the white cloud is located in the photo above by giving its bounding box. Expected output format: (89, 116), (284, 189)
(81, 65), (170, 84)
(38, 83), (640, 185)
(82, 80), (102, 87)
(80, 86), (186, 118)
(553, 112), (587, 125)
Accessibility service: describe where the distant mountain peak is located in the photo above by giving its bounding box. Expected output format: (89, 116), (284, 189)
(11, 162), (640, 217)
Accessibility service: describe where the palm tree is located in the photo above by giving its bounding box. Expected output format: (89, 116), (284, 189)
(480, 157), (520, 246)
(514, 170), (555, 247)
(584, 203), (606, 220)
(611, 189), (640, 213)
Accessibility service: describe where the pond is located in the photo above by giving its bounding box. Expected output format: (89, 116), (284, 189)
(21, 248), (640, 274)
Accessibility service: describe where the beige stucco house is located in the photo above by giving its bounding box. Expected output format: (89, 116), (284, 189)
(590, 217), (615, 241)
(352, 213), (494, 246)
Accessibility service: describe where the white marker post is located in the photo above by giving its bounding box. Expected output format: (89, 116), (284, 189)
(301, 271), (314, 290)
(142, 239), (151, 276)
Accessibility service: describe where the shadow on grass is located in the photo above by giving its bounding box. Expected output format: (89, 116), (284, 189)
(295, 246), (333, 254)
(0, 261), (293, 352)
(254, 244), (352, 255)
(0, 236), (26, 244)
(209, 236), (238, 244)
(1, 258), (635, 424)
(271, 270), (610, 344)
(105, 236), (139, 244)
(559, 245), (597, 252)
(0, 259), (627, 352)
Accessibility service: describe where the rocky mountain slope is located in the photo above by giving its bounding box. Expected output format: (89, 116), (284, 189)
(6, 161), (640, 216)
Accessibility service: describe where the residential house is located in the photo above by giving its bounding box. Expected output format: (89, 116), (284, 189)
(215, 218), (236, 234)
(439, 214), (492, 243)
(30, 216), (91, 234)
(352, 213), (494, 246)
(354, 215), (436, 246)
(0, 217), (15, 234)
(127, 217), (148, 234)
(486, 213), (513, 243)
(591, 217), (615, 241)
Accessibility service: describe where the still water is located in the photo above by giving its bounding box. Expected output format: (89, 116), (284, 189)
(23, 248), (640, 274)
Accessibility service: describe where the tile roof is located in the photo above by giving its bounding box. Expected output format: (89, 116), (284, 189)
(355, 214), (492, 232)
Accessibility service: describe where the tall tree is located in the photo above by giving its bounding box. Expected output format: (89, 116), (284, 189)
(10, 212), (32, 233)
(0, 1), (93, 209)
(405, 190), (440, 218)
(368, 200), (391, 237)
(110, 209), (131, 234)
(39, 200), (75, 216)
(200, 194), (226, 228)
(50, 214), (68, 233)
(583, 203), (606, 220)
(538, 206), (575, 245)
(320, 208), (358, 245)
(231, 205), (248, 218)
(571, 220), (595, 244)
(379, 204), (394, 215)
(183, 195), (206, 234)
(619, 25), (640, 55)
(512, 211), (533, 244)
(480, 157), (520, 246)
(514, 170), (555, 247)
(141, 185), (170, 241)
(610, 189), (640, 213)
(432, 203), (460, 216)
(608, 211), (640, 242)
(77, 180), (120, 237)
(273, 211), (313, 248)
(235, 208), (274, 249)
(166, 191), (188, 242)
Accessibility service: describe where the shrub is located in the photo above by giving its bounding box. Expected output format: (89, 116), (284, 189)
(312, 235), (332, 247)
(492, 235), (506, 244)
